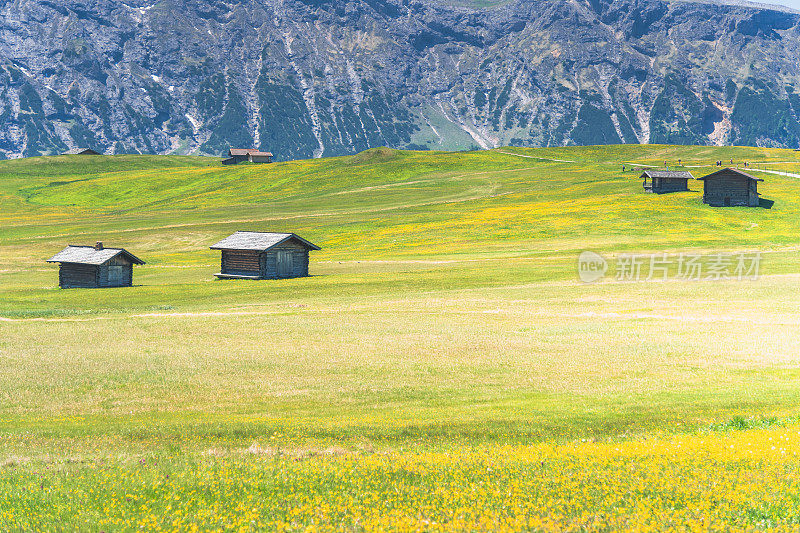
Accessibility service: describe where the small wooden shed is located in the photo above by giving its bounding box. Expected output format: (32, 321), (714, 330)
(641, 170), (693, 193)
(210, 232), (320, 280)
(697, 168), (763, 207)
(47, 242), (145, 289)
(222, 149), (274, 165)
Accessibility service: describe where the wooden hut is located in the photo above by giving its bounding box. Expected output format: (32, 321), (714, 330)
(47, 242), (145, 289)
(63, 148), (102, 156)
(222, 149), (274, 165)
(697, 168), (763, 207)
(641, 170), (693, 193)
(210, 232), (320, 280)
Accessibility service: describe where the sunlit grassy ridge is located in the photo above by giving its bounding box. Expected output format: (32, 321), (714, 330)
(3, 145), (800, 530)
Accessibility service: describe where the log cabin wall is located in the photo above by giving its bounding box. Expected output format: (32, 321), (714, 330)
(59, 263), (99, 288)
(294, 249), (310, 277)
(749, 180), (760, 206)
(97, 256), (134, 287)
(221, 250), (262, 277)
(263, 242), (310, 279)
(656, 178), (689, 193)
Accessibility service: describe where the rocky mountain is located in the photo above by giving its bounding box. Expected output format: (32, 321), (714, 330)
(2, 0), (800, 160)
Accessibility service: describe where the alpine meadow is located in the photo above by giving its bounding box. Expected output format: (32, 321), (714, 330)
(4, 145), (800, 530)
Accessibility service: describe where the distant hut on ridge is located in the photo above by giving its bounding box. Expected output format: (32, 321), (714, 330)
(222, 149), (273, 165)
(63, 148), (102, 156)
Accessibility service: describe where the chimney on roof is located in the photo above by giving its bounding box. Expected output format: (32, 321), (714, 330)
(95, 241), (103, 250)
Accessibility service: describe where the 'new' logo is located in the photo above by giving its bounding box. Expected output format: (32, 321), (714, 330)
(578, 251), (608, 283)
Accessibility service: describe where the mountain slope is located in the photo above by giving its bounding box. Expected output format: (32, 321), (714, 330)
(2, 0), (800, 159)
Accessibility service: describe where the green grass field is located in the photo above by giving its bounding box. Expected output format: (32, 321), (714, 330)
(3, 145), (800, 530)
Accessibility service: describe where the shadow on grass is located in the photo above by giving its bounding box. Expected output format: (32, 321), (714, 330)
(759, 197), (776, 209)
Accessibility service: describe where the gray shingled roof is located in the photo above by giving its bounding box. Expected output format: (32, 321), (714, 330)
(697, 168), (763, 182)
(210, 232), (321, 251)
(641, 170), (694, 179)
(47, 246), (145, 265)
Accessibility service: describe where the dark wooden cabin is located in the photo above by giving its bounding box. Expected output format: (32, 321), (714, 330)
(222, 149), (274, 165)
(641, 170), (693, 193)
(47, 242), (145, 289)
(210, 232), (320, 280)
(697, 168), (763, 207)
(63, 148), (102, 155)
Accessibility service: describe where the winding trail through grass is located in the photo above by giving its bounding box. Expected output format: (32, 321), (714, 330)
(495, 150), (576, 163)
(750, 168), (800, 179)
(4, 298), (800, 326)
(623, 162), (661, 168)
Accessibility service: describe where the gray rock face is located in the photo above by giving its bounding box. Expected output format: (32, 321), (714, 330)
(2, 0), (800, 159)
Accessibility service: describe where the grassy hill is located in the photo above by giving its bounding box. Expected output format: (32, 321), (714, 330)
(3, 145), (800, 529)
